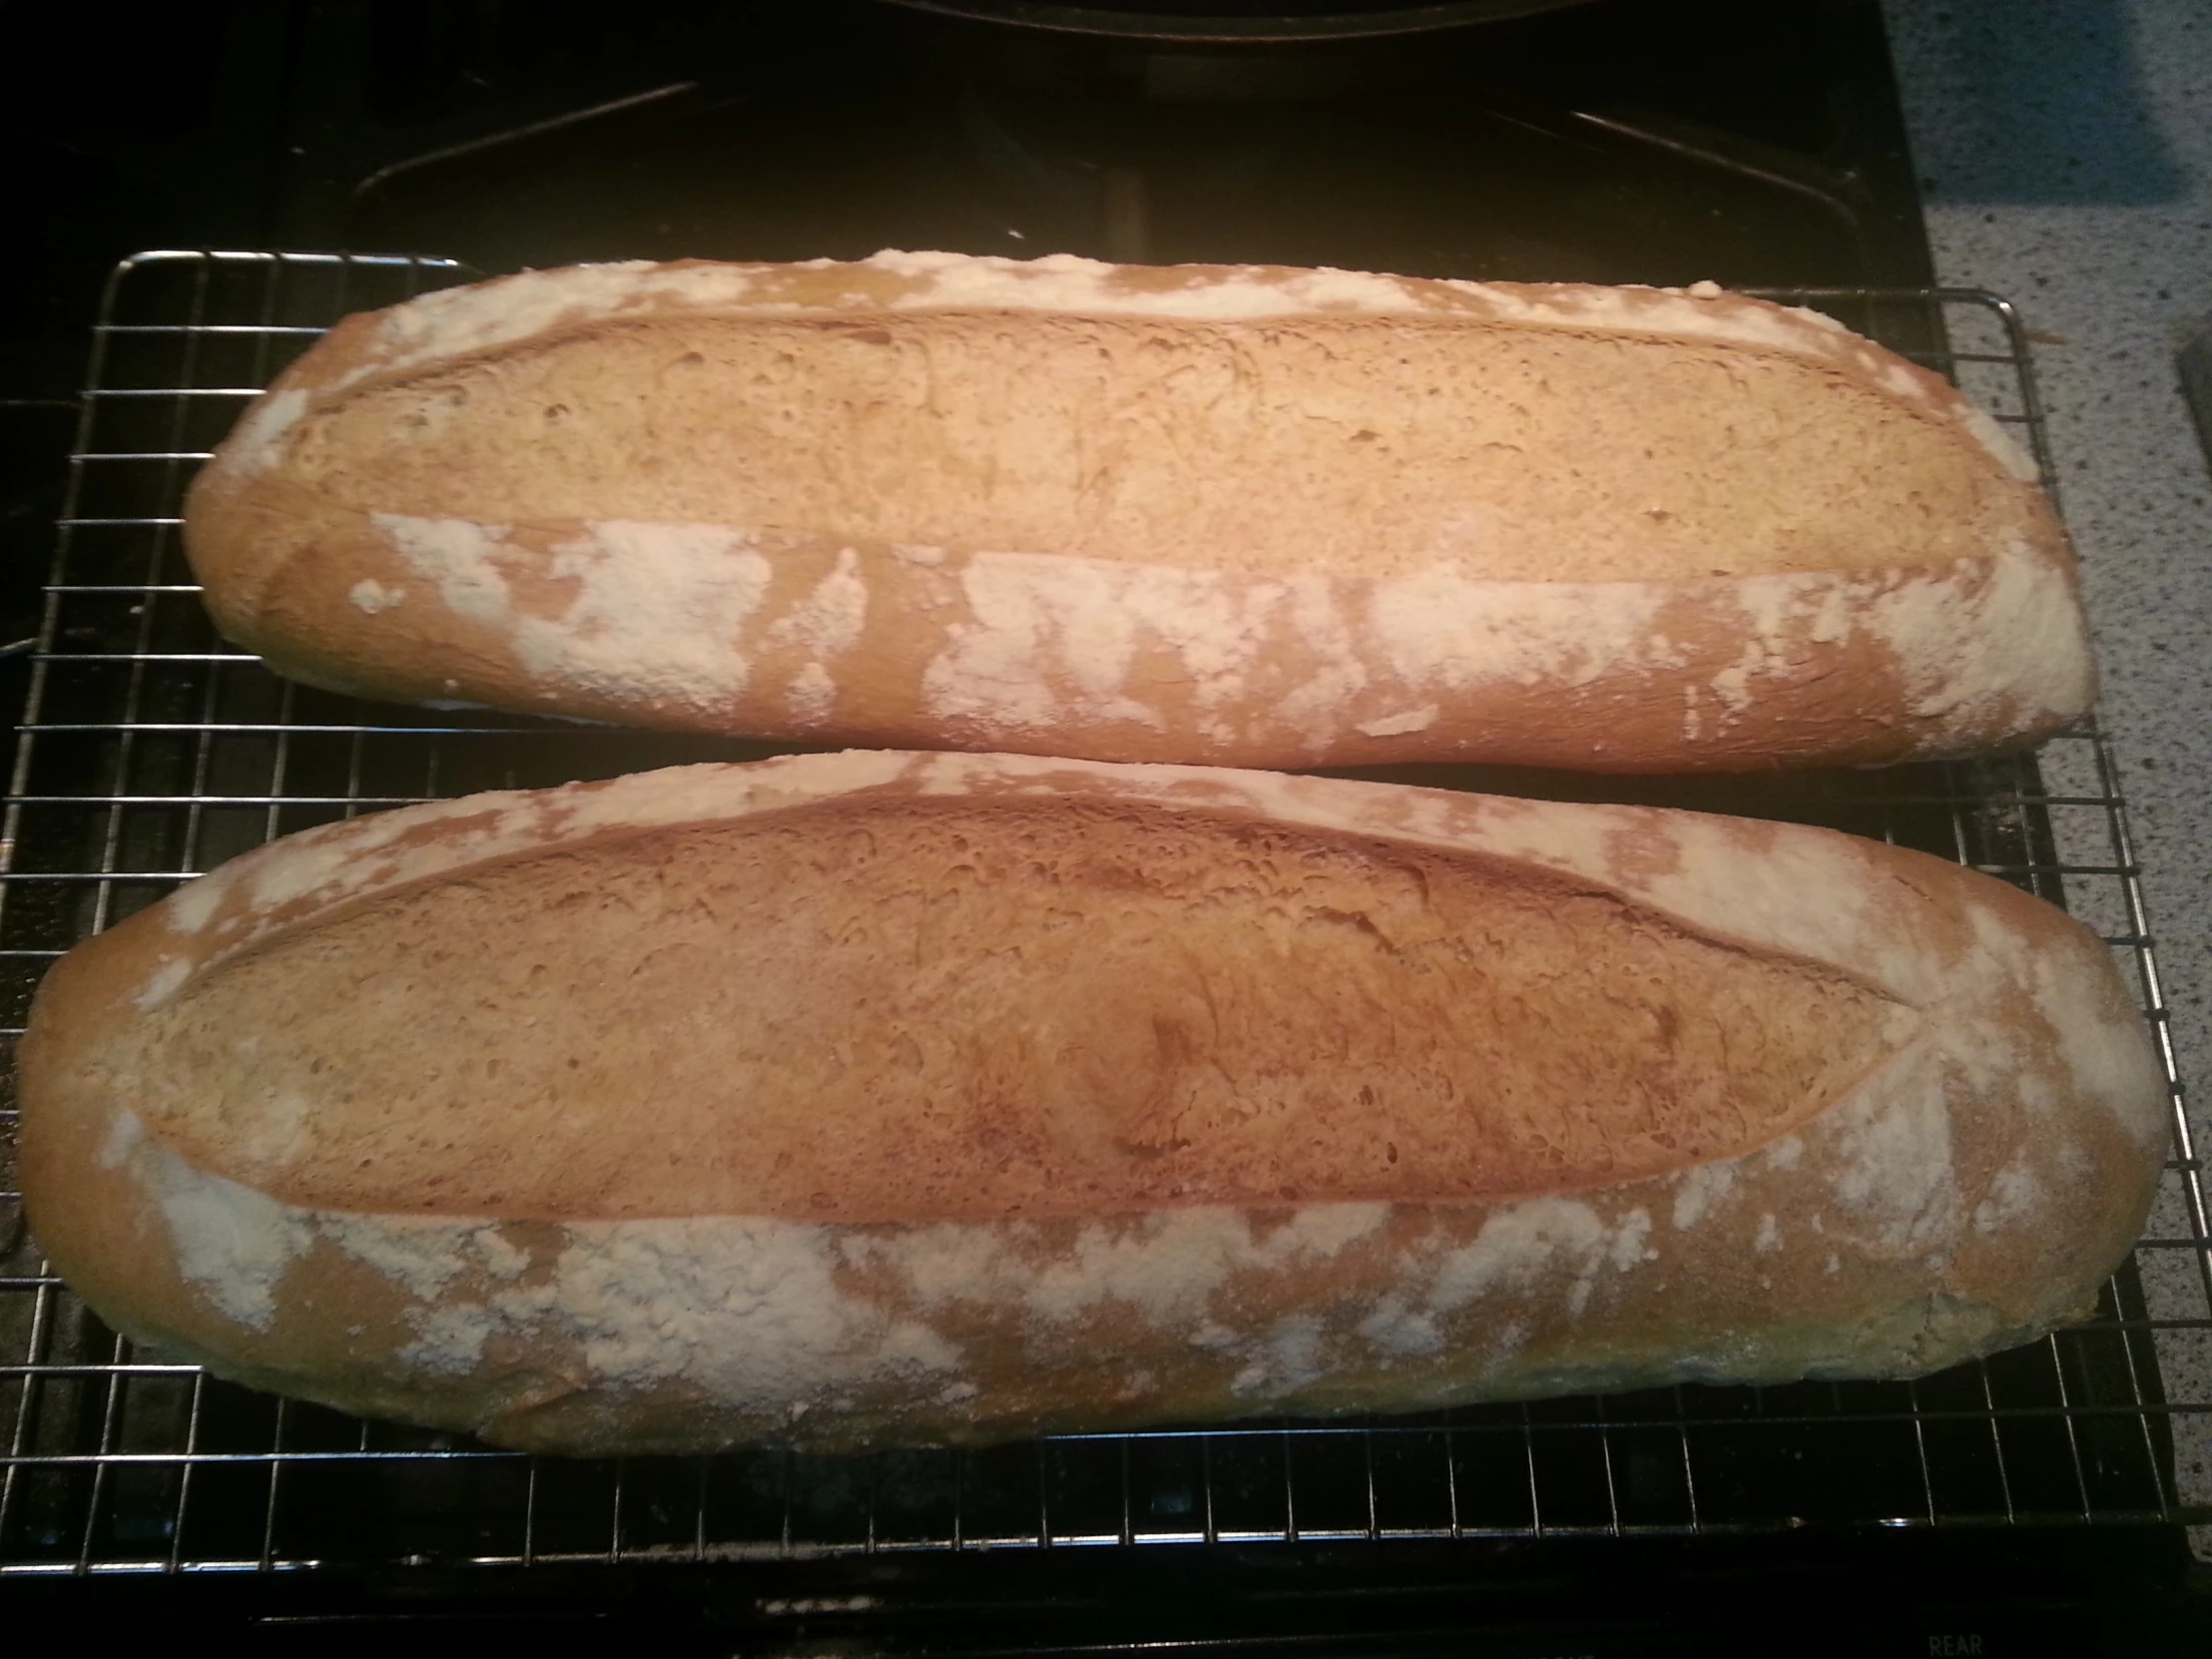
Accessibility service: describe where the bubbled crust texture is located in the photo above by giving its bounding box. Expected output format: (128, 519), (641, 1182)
(181, 255), (2094, 773)
(16, 754), (2170, 1453)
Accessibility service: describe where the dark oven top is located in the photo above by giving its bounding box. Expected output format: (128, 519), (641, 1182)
(6, 0), (1934, 346)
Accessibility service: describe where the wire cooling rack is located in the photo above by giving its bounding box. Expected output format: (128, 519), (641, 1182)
(0, 252), (2207, 1576)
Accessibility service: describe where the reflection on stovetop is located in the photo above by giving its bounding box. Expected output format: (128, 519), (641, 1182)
(3, 2), (1934, 322)
(332, 0), (1932, 291)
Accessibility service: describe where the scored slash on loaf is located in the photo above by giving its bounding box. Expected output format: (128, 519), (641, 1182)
(16, 753), (2167, 1454)
(183, 253), (2093, 772)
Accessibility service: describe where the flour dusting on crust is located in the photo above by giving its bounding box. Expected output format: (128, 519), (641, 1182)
(58, 746), (2168, 1448)
(193, 253), (2087, 769)
(111, 1088), (1968, 1442)
(374, 514), (775, 710)
(260, 253), (2030, 494)
(902, 538), (2085, 761)
(221, 387), (308, 473)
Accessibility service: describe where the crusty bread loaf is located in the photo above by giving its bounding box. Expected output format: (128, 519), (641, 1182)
(17, 752), (2166, 1454)
(182, 253), (2091, 773)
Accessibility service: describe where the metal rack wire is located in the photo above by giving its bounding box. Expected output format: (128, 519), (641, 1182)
(0, 252), (2206, 1576)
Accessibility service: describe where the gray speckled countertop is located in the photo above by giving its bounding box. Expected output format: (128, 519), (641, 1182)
(1884, 0), (2212, 1549)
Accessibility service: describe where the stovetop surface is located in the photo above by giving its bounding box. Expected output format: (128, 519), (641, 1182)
(5, 0), (1933, 358)
(333, 0), (1927, 290)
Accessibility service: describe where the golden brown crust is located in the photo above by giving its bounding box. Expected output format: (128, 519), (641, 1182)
(182, 256), (2093, 773)
(17, 754), (2169, 1453)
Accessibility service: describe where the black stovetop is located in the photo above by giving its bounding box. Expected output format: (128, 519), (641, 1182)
(4, 0), (1935, 380)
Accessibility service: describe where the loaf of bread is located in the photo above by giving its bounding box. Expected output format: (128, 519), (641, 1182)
(18, 752), (2165, 1454)
(182, 253), (2092, 773)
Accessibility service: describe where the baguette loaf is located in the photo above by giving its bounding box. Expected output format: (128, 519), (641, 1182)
(17, 752), (2166, 1454)
(183, 253), (2091, 773)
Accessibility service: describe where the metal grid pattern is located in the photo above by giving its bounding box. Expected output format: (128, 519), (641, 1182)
(0, 252), (2206, 1576)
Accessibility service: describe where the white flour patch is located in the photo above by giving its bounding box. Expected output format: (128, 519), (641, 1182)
(1958, 404), (2040, 482)
(1016, 1205), (1385, 1326)
(1830, 1063), (1959, 1253)
(1356, 706), (1438, 739)
(310, 1199), (1392, 1419)
(99, 1107), (143, 1171)
(1670, 1164), (1736, 1232)
(318, 1215), (483, 1303)
(112, 1111), (311, 1332)
(1609, 1209), (1655, 1273)
(375, 515), (775, 711)
(348, 579), (405, 615)
(1428, 1197), (1650, 1321)
(165, 872), (228, 936)
(134, 956), (192, 1010)
(765, 547), (868, 658)
(376, 514), (515, 628)
(922, 552), (1285, 736)
(1863, 541), (2091, 728)
(865, 250), (1428, 320)
(1231, 1316), (1326, 1397)
(518, 521), (773, 707)
(236, 1090), (315, 1170)
(1357, 1294), (1442, 1358)
(1367, 571), (1670, 693)
(1962, 900), (2168, 1155)
(1273, 577), (1366, 738)
(1971, 1162), (2043, 1236)
(220, 387), (307, 472)
(350, 262), (760, 387)
(786, 662), (838, 723)
(851, 1202), (1387, 1333)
